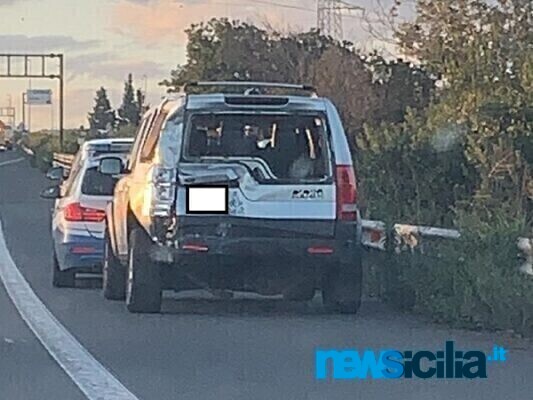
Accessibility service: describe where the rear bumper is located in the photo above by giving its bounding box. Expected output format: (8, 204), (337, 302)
(150, 216), (361, 264)
(53, 229), (104, 271)
(175, 236), (358, 258)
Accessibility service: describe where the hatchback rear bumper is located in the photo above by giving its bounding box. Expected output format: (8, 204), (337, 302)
(53, 229), (104, 271)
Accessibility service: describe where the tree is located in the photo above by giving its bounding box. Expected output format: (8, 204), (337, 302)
(161, 19), (339, 91)
(136, 88), (146, 118)
(88, 87), (115, 135)
(395, 0), (532, 217)
(118, 74), (141, 126)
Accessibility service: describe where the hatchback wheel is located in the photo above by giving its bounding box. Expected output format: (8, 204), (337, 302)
(52, 252), (75, 288)
(125, 227), (162, 313)
(102, 227), (126, 300)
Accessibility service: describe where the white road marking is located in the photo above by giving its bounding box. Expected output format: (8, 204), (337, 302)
(0, 221), (140, 400)
(0, 157), (25, 167)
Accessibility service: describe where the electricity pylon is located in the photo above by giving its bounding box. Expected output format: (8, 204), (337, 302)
(317, 0), (364, 41)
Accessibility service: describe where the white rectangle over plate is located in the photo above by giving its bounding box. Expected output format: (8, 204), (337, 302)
(186, 186), (228, 214)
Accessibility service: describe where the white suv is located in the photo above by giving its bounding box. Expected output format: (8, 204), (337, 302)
(102, 82), (363, 314)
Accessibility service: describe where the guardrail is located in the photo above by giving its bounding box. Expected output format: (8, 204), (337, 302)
(20, 144), (34, 156)
(360, 219), (532, 276)
(53, 152), (75, 170)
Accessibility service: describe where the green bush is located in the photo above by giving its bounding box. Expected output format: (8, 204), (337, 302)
(374, 210), (532, 336)
(22, 130), (81, 172)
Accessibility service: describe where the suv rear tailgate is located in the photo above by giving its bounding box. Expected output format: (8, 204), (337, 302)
(176, 163), (336, 237)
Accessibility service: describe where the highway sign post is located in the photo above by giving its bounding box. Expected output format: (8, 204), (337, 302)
(0, 54), (65, 150)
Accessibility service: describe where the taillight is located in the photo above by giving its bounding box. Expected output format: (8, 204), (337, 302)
(150, 165), (177, 217)
(335, 165), (358, 221)
(307, 246), (334, 254)
(64, 203), (106, 222)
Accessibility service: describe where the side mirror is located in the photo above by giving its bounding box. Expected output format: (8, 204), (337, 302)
(40, 185), (61, 199)
(98, 157), (123, 176)
(46, 166), (65, 181)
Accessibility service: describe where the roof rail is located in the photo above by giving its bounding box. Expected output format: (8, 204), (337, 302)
(184, 81), (317, 96)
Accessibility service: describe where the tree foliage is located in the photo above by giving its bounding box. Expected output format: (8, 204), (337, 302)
(88, 87), (115, 134)
(395, 0), (532, 220)
(118, 74), (142, 127)
(162, 18), (433, 138)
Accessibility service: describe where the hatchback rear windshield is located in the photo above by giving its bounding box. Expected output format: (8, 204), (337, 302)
(81, 167), (119, 196)
(185, 113), (331, 181)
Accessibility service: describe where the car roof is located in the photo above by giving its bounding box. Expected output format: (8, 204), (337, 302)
(81, 138), (134, 156)
(184, 93), (327, 112)
(82, 138), (134, 148)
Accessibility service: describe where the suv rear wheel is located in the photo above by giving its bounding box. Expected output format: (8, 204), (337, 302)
(125, 227), (162, 313)
(282, 278), (316, 302)
(102, 226), (126, 300)
(52, 252), (75, 288)
(322, 253), (362, 314)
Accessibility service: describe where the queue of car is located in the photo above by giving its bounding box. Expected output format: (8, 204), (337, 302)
(41, 81), (363, 315)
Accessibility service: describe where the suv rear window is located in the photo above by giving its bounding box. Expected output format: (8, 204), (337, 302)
(185, 113), (331, 181)
(81, 167), (118, 196)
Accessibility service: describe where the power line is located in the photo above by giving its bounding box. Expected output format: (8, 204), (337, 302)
(245, 0), (315, 12)
(215, 0), (368, 37)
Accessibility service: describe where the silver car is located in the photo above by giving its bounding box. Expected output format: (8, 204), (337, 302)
(41, 138), (133, 287)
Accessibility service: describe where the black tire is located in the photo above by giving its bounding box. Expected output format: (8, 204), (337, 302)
(102, 226), (126, 300)
(52, 252), (75, 288)
(125, 227), (162, 313)
(283, 280), (316, 302)
(322, 252), (363, 314)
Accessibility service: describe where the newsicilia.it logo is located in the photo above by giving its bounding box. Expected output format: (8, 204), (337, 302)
(316, 341), (507, 380)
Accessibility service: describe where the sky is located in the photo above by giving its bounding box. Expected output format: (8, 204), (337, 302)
(0, 0), (404, 130)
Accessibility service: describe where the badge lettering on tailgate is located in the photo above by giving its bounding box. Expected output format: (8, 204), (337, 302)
(292, 189), (324, 199)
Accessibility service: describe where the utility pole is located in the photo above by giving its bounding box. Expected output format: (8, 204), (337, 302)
(58, 54), (64, 149)
(317, 0), (365, 41)
(22, 92), (26, 131)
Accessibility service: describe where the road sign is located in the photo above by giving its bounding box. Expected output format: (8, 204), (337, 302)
(27, 89), (52, 105)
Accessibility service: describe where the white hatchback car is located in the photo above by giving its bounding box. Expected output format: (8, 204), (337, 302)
(41, 138), (133, 287)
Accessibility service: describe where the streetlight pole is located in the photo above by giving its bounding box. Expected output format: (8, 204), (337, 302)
(58, 54), (64, 150)
(21, 92), (26, 132)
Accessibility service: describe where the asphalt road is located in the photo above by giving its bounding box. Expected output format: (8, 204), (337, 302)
(0, 150), (532, 400)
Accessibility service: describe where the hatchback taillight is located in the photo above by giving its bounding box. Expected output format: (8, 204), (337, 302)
(64, 203), (106, 222)
(335, 165), (358, 221)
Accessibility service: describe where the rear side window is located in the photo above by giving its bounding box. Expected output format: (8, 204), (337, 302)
(185, 113), (331, 181)
(140, 110), (169, 162)
(81, 167), (119, 196)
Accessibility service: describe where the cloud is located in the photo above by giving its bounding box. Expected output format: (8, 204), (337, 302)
(110, 0), (320, 46)
(67, 52), (169, 82)
(0, 0), (31, 5)
(0, 35), (100, 52)
(110, 0), (237, 46)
